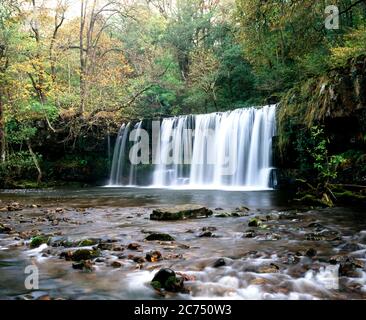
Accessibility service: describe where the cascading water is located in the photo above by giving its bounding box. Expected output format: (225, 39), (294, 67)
(109, 123), (131, 185)
(109, 105), (276, 190)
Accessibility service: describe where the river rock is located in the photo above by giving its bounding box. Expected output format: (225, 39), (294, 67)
(151, 268), (186, 292)
(128, 255), (145, 263)
(146, 250), (162, 262)
(339, 242), (362, 252)
(0, 223), (12, 234)
(150, 205), (212, 221)
(213, 258), (226, 268)
(62, 249), (101, 262)
(258, 263), (280, 274)
(279, 211), (299, 220)
(110, 261), (122, 268)
(202, 226), (217, 232)
(7, 202), (23, 211)
(30, 236), (49, 248)
(248, 218), (262, 227)
(78, 239), (100, 247)
(305, 248), (317, 258)
(305, 229), (341, 241)
(127, 243), (141, 250)
(145, 233), (175, 241)
(198, 231), (214, 238)
(49, 236), (75, 248)
(72, 260), (94, 271)
(243, 230), (256, 238)
(256, 233), (281, 241)
(339, 258), (363, 278)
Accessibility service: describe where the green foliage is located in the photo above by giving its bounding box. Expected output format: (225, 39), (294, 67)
(30, 101), (59, 121)
(305, 126), (346, 182)
(0, 150), (42, 186)
(330, 26), (366, 67)
(6, 121), (37, 144)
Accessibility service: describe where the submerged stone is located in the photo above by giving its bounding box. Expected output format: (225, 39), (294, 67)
(63, 248), (101, 262)
(145, 233), (175, 241)
(305, 248), (317, 258)
(248, 218), (262, 227)
(0, 223), (12, 234)
(150, 205), (212, 221)
(213, 258), (226, 268)
(72, 260), (94, 272)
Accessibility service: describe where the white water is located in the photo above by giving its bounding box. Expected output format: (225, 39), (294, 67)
(109, 105), (276, 190)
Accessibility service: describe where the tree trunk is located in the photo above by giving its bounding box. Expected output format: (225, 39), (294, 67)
(0, 88), (5, 162)
(79, 0), (87, 114)
(27, 141), (42, 184)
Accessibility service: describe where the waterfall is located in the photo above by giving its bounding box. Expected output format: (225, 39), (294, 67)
(109, 123), (131, 185)
(109, 105), (276, 190)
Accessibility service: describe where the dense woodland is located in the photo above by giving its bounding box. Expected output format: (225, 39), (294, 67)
(0, 0), (365, 198)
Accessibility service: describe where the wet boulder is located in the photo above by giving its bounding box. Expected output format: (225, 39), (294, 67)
(305, 248), (317, 258)
(339, 259), (364, 278)
(61, 248), (101, 262)
(248, 218), (262, 227)
(48, 236), (76, 248)
(78, 239), (100, 247)
(198, 231), (214, 238)
(0, 223), (12, 234)
(127, 243), (141, 250)
(243, 230), (257, 238)
(150, 205), (212, 221)
(258, 263), (280, 274)
(329, 255), (364, 277)
(30, 236), (50, 248)
(145, 233), (175, 241)
(110, 261), (122, 268)
(7, 202), (23, 211)
(72, 260), (94, 272)
(151, 268), (186, 293)
(146, 250), (162, 262)
(213, 258), (226, 268)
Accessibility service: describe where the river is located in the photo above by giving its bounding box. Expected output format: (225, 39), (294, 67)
(0, 187), (365, 300)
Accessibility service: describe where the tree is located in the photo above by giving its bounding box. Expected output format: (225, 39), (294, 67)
(188, 49), (220, 111)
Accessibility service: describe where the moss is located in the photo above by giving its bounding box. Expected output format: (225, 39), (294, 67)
(334, 191), (366, 205)
(164, 276), (178, 290)
(295, 194), (329, 207)
(248, 218), (262, 227)
(71, 249), (101, 261)
(150, 281), (162, 290)
(78, 239), (98, 247)
(145, 233), (175, 241)
(30, 236), (49, 248)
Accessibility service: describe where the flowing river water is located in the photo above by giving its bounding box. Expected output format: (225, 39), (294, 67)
(0, 187), (366, 300)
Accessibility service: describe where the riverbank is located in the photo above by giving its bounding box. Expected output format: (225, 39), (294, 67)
(1, 188), (365, 300)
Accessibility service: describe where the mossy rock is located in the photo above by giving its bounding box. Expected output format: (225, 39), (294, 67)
(150, 205), (213, 221)
(295, 194), (329, 207)
(248, 218), (262, 227)
(71, 249), (101, 261)
(0, 224), (12, 234)
(150, 268), (185, 292)
(145, 233), (175, 241)
(78, 239), (99, 247)
(30, 236), (50, 248)
(334, 191), (366, 205)
(150, 281), (162, 290)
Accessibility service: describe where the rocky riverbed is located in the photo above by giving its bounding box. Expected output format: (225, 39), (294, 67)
(1, 190), (366, 300)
